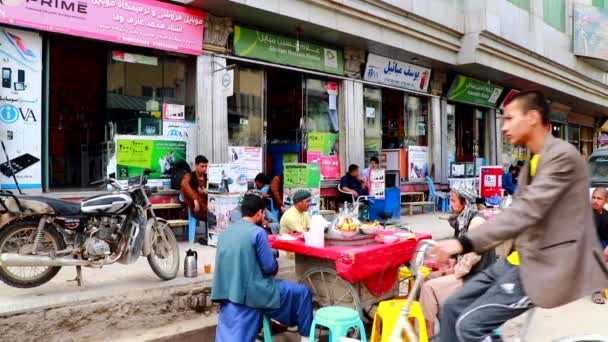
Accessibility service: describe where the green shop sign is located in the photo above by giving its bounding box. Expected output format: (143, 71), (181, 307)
(447, 75), (504, 107)
(233, 25), (344, 75)
(116, 139), (186, 180)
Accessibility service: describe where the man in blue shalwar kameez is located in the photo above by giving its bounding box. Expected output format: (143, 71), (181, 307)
(211, 194), (313, 342)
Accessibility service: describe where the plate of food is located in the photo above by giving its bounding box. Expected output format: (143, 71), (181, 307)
(276, 234), (298, 241)
(394, 232), (416, 240)
(375, 234), (399, 244)
(360, 221), (383, 235)
(335, 217), (359, 238)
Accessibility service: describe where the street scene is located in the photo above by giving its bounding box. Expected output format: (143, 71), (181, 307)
(2, 0), (608, 341)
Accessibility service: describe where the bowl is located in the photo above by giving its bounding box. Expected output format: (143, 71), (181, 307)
(375, 234), (399, 244)
(336, 228), (359, 238)
(361, 227), (381, 235)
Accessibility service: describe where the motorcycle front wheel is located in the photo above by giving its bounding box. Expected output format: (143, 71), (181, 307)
(0, 219), (66, 288)
(147, 220), (179, 280)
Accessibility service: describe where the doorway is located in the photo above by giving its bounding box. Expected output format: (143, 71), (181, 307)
(49, 35), (107, 189)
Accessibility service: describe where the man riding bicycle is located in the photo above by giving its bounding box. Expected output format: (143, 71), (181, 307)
(431, 90), (608, 341)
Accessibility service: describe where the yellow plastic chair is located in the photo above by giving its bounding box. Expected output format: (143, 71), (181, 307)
(399, 266), (430, 294)
(370, 299), (428, 342)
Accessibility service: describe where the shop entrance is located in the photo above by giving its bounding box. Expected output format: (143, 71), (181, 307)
(49, 35), (107, 189)
(448, 103), (490, 164)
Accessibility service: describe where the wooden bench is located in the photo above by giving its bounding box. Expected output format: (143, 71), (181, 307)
(401, 201), (435, 215)
(151, 203), (183, 210)
(166, 219), (189, 228)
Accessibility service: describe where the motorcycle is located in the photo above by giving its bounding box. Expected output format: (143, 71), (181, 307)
(0, 169), (180, 288)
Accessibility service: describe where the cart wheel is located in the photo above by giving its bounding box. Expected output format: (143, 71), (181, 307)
(299, 267), (363, 318)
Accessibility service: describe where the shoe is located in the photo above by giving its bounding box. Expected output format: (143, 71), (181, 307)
(198, 238), (208, 246)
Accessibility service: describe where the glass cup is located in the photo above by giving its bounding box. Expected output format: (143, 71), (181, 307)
(204, 264), (212, 274)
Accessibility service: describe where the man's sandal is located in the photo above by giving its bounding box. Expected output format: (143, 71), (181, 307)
(592, 291), (606, 304)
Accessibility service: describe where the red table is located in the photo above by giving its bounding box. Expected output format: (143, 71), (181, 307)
(269, 232), (432, 320)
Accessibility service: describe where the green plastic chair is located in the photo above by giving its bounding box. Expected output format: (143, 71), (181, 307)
(256, 314), (272, 341)
(309, 306), (367, 342)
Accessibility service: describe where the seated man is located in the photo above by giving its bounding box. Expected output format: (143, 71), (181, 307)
(212, 195), (313, 342)
(180, 155), (208, 222)
(280, 190), (312, 234)
(502, 165), (517, 195)
(340, 164), (369, 203)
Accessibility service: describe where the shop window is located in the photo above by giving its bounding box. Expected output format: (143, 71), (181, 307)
(593, 0), (607, 8)
(228, 67), (264, 147)
(543, 0), (566, 32)
(382, 88), (405, 149)
(363, 87), (382, 163)
(107, 52), (196, 135)
(509, 0), (530, 11)
(405, 95), (429, 147)
(581, 126), (594, 159)
(305, 78), (339, 134)
(567, 124), (580, 149)
(551, 122), (564, 139)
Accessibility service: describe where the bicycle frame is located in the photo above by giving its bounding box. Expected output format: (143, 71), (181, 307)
(389, 239), (436, 342)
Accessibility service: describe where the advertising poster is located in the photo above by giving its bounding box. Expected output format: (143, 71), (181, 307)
(307, 132), (339, 179)
(307, 132), (338, 156)
(480, 166), (503, 199)
(283, 163), (321, 189)
(574, 5), (608, 61)
(369, 168), (386, 199)
(408, 146), (429, 182)
(0, 0), (205, 55)
(0, 28), (42, 191)
(207, 163), (248, 194)
(207, 193), (241, 247)
(364, 53), (431, 92)
(115, 138), (186, 180)
(319, 156), (340, 180)
(228, 146), (263, 179)
(162, 103), (185, 121)
(162, 120), (196, 166)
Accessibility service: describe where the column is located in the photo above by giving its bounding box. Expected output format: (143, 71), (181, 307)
(342, 79), (365, 169)
(440, 98), (449, 184)
(488, 108), (498, 165)
(431, 96), (442, 181)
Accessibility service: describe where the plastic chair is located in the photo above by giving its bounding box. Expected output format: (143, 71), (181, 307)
(309, 306), (367, 342)
(370, 299), (427, 342)
(267, 198), (279, 222)
(426, 176), (449, 213)
(256, 314), (272, 342)
(178, 193), (198, 243)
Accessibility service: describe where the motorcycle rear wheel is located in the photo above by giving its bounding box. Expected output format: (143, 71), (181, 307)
(147, 220), (179, 280)
(0, 219), (66, 288)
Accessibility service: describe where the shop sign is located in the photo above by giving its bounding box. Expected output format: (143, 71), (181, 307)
(567, 112), (595, 127)
(447, 75), (503, 107)
(229, 146), (263, 180)
(574, 5), (608, 62)
(162, 103), (185, 121)
(364, 53), (431, 92)
(408, 146), (429, 182)
(0, 0), (205, 55)
(499, 89), (520, 110)
(233, 25), (344, 75)
(220, 70), (234, 97)
(115, 138), (186, 180)
(112, 51), (158, 65)
(0, 28), (42, 191)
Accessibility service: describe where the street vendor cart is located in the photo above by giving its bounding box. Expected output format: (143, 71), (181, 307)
(269, 231), (431, 321)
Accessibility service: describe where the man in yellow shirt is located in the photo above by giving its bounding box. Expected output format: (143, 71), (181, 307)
(280, 190), (312, 234)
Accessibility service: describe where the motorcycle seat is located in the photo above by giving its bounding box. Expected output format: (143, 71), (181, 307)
(21, 196), (81, 216)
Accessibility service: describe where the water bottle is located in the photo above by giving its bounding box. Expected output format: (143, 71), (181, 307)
(184, 249), (198, 278)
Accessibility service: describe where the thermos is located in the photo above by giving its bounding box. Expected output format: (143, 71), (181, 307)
(184, 249), (198, 278)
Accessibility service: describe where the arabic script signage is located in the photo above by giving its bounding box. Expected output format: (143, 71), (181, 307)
(573, 4), (608, 62)
(446, 75), (503, 108)
(0, 0), (205, 55)
(233, 25), (344, 75)
(364, 53), (431, 92)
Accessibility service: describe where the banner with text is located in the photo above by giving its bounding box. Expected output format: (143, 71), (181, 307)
(0, 0), (204, 55)
(115, 138), (186, 180)
(364, 53), (431, 92)
(229, 146), (263, 180)
(447, 75), (503, 108)
(0, 28), (42, 191)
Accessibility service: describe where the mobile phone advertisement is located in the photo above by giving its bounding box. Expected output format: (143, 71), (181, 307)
(0, 28), (42, 191)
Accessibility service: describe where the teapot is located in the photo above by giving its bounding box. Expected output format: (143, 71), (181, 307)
(184, 249), (198, 278)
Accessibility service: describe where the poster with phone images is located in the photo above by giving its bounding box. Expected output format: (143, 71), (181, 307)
(408, 146), (429, 182)
(207, 164), (248, 194)
(228, 146), (263, 179)
(0, 28), (42, 191)
(115, 138), (186, 181)
(369, 169), (386, 199)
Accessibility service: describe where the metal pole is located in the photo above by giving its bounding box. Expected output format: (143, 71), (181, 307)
(42, 36), (50, 192)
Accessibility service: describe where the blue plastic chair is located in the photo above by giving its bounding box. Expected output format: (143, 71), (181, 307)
(178, 193), (198, 243)
(426, 176), (449, 212)
(267, 198), (279, 222)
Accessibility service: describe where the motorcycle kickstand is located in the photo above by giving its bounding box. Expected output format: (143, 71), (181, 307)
(68, 266), (84, 287)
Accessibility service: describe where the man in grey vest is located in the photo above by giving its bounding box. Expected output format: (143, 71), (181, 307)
(212, 194), (313, 342)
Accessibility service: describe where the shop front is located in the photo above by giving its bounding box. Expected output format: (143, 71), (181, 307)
(549, 103), (597, 159)
(0, 0), (205, 193)
(362, 53), (433, 185)
(444, 75), (503, 189)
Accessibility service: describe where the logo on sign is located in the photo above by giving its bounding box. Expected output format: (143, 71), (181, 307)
(366, 68), (379, 80)
(222, 72), (231, 88)
(0, 104), (19, 123)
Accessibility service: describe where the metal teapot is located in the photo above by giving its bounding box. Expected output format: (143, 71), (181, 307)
(184, 249), (198, 278)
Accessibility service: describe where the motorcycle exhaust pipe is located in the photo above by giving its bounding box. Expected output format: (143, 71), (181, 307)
(0, 254), (90, 267)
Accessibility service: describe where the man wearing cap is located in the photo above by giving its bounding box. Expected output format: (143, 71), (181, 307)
(280, 190), (312, 234)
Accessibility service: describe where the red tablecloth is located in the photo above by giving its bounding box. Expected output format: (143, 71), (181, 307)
(269, 232), (432, 296)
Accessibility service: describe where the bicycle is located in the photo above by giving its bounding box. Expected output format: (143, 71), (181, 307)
(388, 239), (608, 342)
